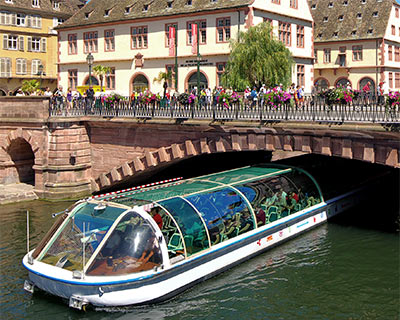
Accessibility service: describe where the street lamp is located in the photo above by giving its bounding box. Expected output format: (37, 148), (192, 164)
(86, 53), (94, 87)
(37, 64), (44, 89)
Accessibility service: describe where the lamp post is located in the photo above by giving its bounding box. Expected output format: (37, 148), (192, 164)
(174, 24), (178, 91)
(196, 21), (200, 99)
(86, 53), (94, 87)
(37, 64), (44, 90)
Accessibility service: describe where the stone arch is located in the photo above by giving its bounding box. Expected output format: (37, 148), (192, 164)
(335, 77), (351, 88)
(314, 77), (329, 91)
(0, 129), (41, 186)
(0, 88), (7, 96)
(358, 77), (375, 92)
(82, 75), (99, 86)
(129, 72), (151, 93)
(91, 129), (399, 192)
(184, 70), (209, 92)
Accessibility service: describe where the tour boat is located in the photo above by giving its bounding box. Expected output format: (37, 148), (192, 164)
(22, 164), (358, 310)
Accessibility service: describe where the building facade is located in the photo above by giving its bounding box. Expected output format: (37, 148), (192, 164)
(56, 0), (314, 96)
(0, 0), (84, 95)
(310, 0), (400, 92)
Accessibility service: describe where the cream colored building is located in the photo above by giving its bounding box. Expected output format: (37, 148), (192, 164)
(56, 0), (314, 95)
(310, 0), (400, 92)
(0, 0), (84, 95)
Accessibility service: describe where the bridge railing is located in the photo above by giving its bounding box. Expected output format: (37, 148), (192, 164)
(48, 95), (400, 124)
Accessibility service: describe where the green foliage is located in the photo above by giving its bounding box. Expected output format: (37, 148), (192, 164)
(21, 79), (40, 95)
(153, 71), (172, 84)
(92, 65), (112, 91)
(221, 23), (294, 91)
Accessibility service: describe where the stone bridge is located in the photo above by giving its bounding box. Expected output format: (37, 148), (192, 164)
(0, 97), (399, 199)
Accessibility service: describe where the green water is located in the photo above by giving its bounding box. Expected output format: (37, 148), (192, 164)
(0, 200), (398, 320)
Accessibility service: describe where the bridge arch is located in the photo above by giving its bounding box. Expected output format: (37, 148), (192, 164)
(0, 129), (41, 186)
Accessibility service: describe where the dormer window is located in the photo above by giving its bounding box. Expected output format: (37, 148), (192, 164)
(84, 11), (92, 19)
(328, 2), (333, 8)
(125, 6), (132, 14)
(367, 28), (373, 34)
(338, 15), (344, 21)
(361, 0), (366, 3)
(32, 0), (40, 7)
(317, 33), (322, 38)
(372, 11), (378, 17)
(5, 0), (13, 3)
(166, 0), (173, 8)
(210, 0), (217, 2)
(53, 1), (60, 10)
(104, 9), (110, 17)
(143, 4), (149, 11)
(343, 0), (348, 5)
(351, 30), (356, 36)
(186, 0), (192, 5)
(311, 4), (316, 9)
(356, 13), (362, 19)
(323, 16), (328, 22)
(333, 32), (338, 37)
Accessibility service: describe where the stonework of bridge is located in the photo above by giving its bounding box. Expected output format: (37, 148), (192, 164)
(0, 97), (399, 199)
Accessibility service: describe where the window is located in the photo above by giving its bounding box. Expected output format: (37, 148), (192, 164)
(16, 58), (27, 75)
(297, 65), (305, 87)
(396, 8), (399, 18)
(343, 0), (348, 5)
(323, 48), (331, 63)
(165, 23), (177, 47)
(68, 69), (77, 89)
(389, 72), (393, 88)
(0, 57), (11, 77)
(311, 4), (316, 9)
(27, 36), (45, 52)
(356, 13), (362, 19)
(187, 20), (206, 45)
(5, 35), (18, 50)
(83, 31), (98, 53)
(296, 25), (304, 48)
(104, 29), (115, 51)
(216, 17), (230, 42)
(395, 46), (400, 62)
(372, 11), (378, 17)
(278, 21), (291, 46)
(388, 45), (393, 60)
(323, 16), (328, 22)
(16, 14), (25, 26)
(216, 62), (225, 86)
(53, 1), (60, 10)
(31, 59), (41, 75)
(392, 25), (395, 36)
(30, 15), (42, 28)
(142, 4), (149, 12)
(396, 73), (400, 89)
(131, 26), (148, 49)
(5, 0), (13, 3)
(352, 45), (362, 61)
(314, 49), (318, 63)
(328, 2), (333, 7)
(367, 29), (373, 35)
(338, 15), (344, 21)
(290, 0), (297, 8)
(32, 0), (39, 7)
(271, 0), (280, 4)
(105, 68), (115, 90)
(68, 34), (77, 54)
(351, 30), (357, 36)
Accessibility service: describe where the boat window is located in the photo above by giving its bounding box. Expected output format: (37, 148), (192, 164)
(159, 198), (209, 258)
(86, 211), (163, 276)
(186, 188), (255, 245)
(38, 202), (126, 271)
(235, 169), (322, 225)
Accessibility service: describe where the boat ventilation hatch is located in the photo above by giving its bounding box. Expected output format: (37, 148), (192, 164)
(92, 202), (107, 216)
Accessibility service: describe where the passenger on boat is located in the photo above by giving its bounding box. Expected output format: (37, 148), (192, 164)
(150, 206), (163, 229)
(238, 210), (253, 234)
(255, 208), (266, 226)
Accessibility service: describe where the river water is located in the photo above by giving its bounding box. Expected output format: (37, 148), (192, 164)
(0, 199), (398, 320)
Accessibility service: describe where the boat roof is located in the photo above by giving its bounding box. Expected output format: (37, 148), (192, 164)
(94, 165), (292, 207)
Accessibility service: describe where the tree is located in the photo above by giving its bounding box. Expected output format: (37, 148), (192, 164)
(221, 23), (294, 91)
(93, 65), (112, 91)
(153, 71), (172, 98)
(21, 79), (40, 95)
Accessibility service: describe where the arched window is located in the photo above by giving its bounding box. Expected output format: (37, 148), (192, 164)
(187, 72), (208, 92)
(336, 78), (350, 88)
(84, 76), (99, 86)
(359, 77), (375, 93)
(132, 74), (149, 93)
(314, 78), (328, 92)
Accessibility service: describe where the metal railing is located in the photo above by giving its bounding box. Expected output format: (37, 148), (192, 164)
(48, 95), (400, 124)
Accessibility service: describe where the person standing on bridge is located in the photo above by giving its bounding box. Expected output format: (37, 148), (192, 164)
(85, 85), (95, 114)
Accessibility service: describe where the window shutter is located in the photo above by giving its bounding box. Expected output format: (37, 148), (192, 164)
(41, 38), (46, 52)
(19, 36), (24, 51)
(6, 58), (11, 76)
(26, 15), (31, 27)
(0, 12), (5, 25)
(38, 16), (42, 28)
(11, 13), (16, 25)
(3, 34), (8, 49)
(27, 36), (32, 51)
